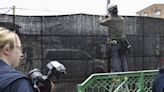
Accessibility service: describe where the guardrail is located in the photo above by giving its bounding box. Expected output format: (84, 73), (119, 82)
(77, 70), (158, 92)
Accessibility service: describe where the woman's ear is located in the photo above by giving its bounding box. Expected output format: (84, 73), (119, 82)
(3, 44), (11, 55)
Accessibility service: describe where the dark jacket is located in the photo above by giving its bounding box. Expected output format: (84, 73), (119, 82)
(152, 69), (164, 92)
(0, 60), (35, 92)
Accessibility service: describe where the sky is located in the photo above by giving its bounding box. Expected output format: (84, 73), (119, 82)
(0, 0), (164, 16)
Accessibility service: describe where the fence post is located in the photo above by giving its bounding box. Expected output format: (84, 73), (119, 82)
(77, 84), (83, 92)
(138, 72), (145, 92)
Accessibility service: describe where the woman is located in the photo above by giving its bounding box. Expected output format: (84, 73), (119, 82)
(0, 26), (35, 92)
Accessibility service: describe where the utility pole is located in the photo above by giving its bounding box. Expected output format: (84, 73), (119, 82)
(106, 0), (110, 72)
(13, 5), (16, 32)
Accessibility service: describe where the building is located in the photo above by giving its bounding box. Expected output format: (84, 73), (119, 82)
(137, 4), (164, 18)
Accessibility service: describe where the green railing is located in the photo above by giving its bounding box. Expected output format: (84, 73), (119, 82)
(77, 70), (158, 92)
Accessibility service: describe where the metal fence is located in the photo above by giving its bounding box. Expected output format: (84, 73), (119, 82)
(77, 70), (158, 92)
(0, 14), (164, 92)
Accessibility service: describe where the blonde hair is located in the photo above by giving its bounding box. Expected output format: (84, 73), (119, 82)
(0, 27), (19, 49)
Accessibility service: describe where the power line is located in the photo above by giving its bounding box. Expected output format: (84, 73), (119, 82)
(0, 6), (80, 14)
(0, 7), (12, 14)
(3, 8), (12, 14)
(0, 7), (11, 9)
(15, 7), (77, 14)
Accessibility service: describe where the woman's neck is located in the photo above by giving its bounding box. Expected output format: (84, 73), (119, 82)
(0, 56), (11, 66)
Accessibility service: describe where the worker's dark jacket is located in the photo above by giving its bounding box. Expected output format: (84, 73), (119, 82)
(152, 69), (164, 92)
(0, 60), (34, 92)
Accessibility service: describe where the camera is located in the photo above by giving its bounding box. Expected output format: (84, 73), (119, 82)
(28, 61), (66, 92)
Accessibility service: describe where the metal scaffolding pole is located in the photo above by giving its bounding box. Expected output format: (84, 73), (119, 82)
(107, 0), (110, 14)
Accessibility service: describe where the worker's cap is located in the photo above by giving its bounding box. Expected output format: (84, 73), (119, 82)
(107, 4), (117, 13)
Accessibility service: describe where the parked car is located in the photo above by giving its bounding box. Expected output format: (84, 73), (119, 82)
(43, 49), (108, 92)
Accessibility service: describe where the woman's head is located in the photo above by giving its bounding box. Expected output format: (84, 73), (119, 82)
(0, 27), (23, 68)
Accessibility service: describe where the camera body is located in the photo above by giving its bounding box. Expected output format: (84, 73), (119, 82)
(28, 61), (66, 91)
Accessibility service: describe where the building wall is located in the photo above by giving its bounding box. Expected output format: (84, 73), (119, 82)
(137, 4), (164, 18)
